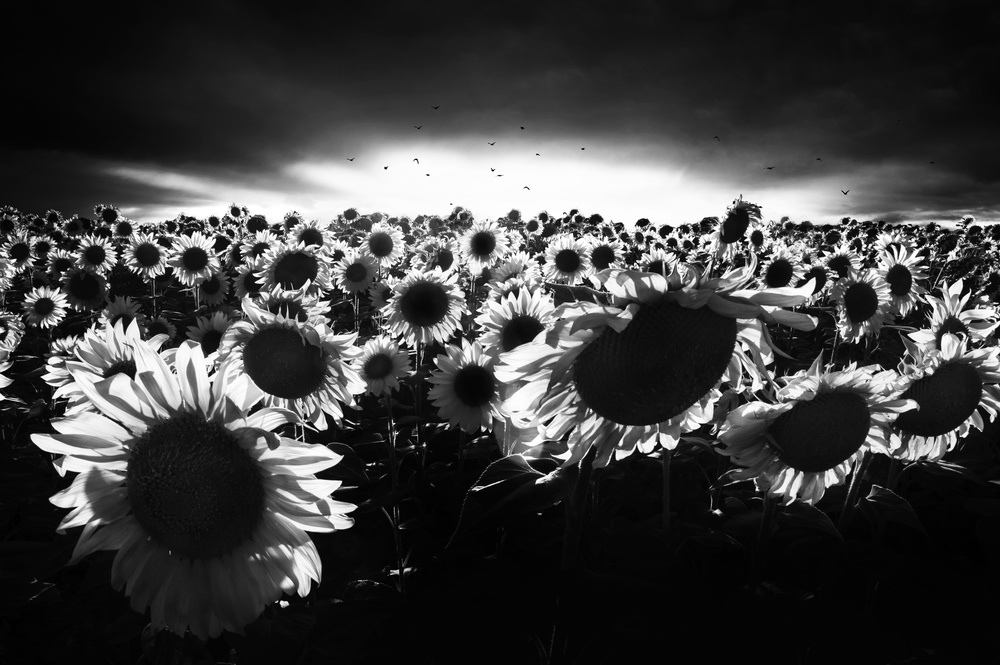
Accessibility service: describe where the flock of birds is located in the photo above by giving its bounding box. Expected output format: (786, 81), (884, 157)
(341, 106), (939, 200)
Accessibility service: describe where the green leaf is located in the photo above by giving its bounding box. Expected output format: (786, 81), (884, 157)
(859, 484), (927, 535)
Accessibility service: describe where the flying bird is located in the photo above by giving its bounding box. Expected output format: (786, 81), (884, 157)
(414, 125), (422, 129)
(713, 136), (720, 141)
(426, 173), (430, 176)
(536, 153), (540, 156)
(432, 105), (440, 109)
(520, 126), (525, 130)
(816, 157), (822, 161)
(581, 147), (585, 150)
(347, 157), (355, 162)
(488, 141), (496, 146)
(490, 167), (495, 172)
(929, 161), (935, 164)
(765, 166), (774, 170)
(384, 166), (389, 170)
(413, 158), (419, 164)
(841, 189), (849, 195)
(496, 174), (503, 177)
(523, 186), (530, 190)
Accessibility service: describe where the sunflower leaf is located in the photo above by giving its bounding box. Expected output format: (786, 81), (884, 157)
(859, 484), (927, 536)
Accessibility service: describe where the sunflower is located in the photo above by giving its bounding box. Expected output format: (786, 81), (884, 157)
(32, 339), (355, 639)
(287, 218), (334, 250)
(368, 276), (398, 312)
(718, 355), (916, 505)
(888, 333), (1000, 461)
(498, 260), (817, 467)
(354, 335), (411, 396)
(586, 236), (626, 272)
(99, 296), (146, 333)
(829, 268), (894, 343)
(0, 357), (12, 400)
(1, 310), (26, 357)
(240, 230), (281, 264)
(217, 299), (364, 430)
(22, 285), (70, 328)
(62, 267), (108, 311)
(251, 287), (331, 327)
(331, 249), (378, 295)
(258, 241), (332, 299)
(186, 311), (234, 360)
(428, 340), (504, 434)
(759, 245), (804, 290)
(823, 243), (863, 281)
(233, 257), (266, 301)
(363, 221), (405, 269)
(709, 198), (761, 262)
(198, 269), (232, 307)
(169, 231), (221, 288)
(383, 269), (466, 346)
(410, 238), (459, 273)
(124, 232), (169, 281)
(475, 287), (555, 361)
(484, 251), (543, 300)
(46, 247), (77, 280)
(877, 244), (928, 318)
(75, 233), (119, 276)
(460, 219), (511, 275)
(143, 315), (177, 344)
(2, 231), (34, 273)
(543, 234), (592, 285)
(908, 279), (1000, 352)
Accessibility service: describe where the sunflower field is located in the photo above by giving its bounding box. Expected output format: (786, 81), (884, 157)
(2, 201), (1000, 664)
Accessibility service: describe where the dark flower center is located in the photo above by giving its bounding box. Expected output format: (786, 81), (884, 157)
(250, 242), (270, 258)
(101, 208), (118, 224)
(501, 315), (544, 352)
(200, 275), (223, 295)
(844, 282), (879, 323)
(765, 258), (794, 288)
(84, 244), (107, 266)
(894, 362), (982, 437)
(368, 231), (394, 258)
(103, 358), (137, 379)
(768, 391), (870, 472)
(437, 249), (455, 271)
(127, 412), (265, 559)
(554, 249), (581, 274)
(934, 316), (970, 350)
(146, 320), (172, 339)
(345, 262), (369, 283)
(230, 206), (242, 218)
(298, 228), (324, 247)
(10, 242), (30, 262)
(181, 247), (209, 272)
(453, 364), (495, 407)
(52, 257), (73, 273)
(470, 231), (497, 257)
(135, 243), (161, 267)
(526, 220), (539, 232)
(750, 229), (765, 247)
(116, 222), (133, 236)
(68, 271), (102, 301)
(827, 255), (852, 279)
(573, 301), (737, 426)
(591, 245), (615, 270)
(243, 327), (327, 399)
(720, 208), (751, 243)
(797, 267), (827, 294)
(274, 252), (319, 289)
(200, 329), (223, 355)
(363, 353), (394, 380)
(33, 297), (56, 317)
(400, 281), (450, 327)
(646, 259), (668, 276)
(886, 264), (912, 296)
(265, 298), (307, 322)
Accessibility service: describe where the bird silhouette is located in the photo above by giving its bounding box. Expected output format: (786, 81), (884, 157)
(929, 161), (935, 164)
(384, 166), (389, 170)
(816, 158), (822, 161)
(488, 141), (496, 146)
(426, 173), (430, 176)
(581, 147), (585, 150)
(490, 167), (495, 172)
(414, 125), (422, 129)
(496, 174), (504, 177)
(520, 126), (525, 130)
(432, 105), (440, 109)
(347, 157), (355, 162)
(535, 153), (540, 156)
(713, 136), (720, 141)
(413, 158), (419, 164)
(523, 186), (530, 190)
(841, 189), (849, 195)
(765, 166), (774, 170)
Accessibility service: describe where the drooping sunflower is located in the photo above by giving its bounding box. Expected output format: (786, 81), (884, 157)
(32, 339), (355, 639)
(186, 311), (234, 360)
(22, 285), (70, 329)
(428, 339), (504, 434)
(718, 355), (916, 505)
(124, 232), (169, 281)
(460, 219), (511, 275)
(168, 231), (221, 288)
(877, 244), (928, 318)
(382, 269), (466, 346)
(542, 234), (592, 285)
(829, 268), (894, 343)
(354, 334), (411, 396)
(217, 299), (364, 430)
(498, 260), (817, 467)
(908, 279), (1000, 352)
(889, 333), (1000, 461)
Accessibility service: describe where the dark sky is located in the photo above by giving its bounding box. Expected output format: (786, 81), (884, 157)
(4, 0), (999, 227)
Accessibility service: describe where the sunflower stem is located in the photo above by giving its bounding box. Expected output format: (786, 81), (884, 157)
(662, 447), (673, 531)
(838, 450), (873, 532)
(886, 455), (902, 493)
(751, 491), (777, 594)
(384, 397), (406, 596)
(455, 428), (468, 508)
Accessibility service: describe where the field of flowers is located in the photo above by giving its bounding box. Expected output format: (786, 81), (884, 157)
(2, 199), (1000, 664)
